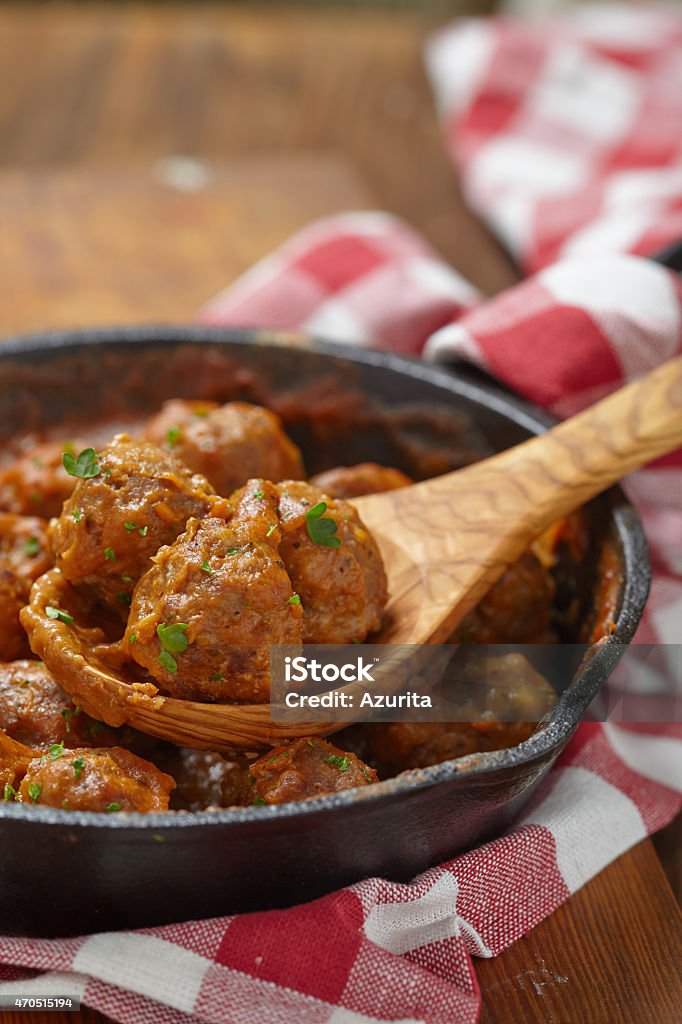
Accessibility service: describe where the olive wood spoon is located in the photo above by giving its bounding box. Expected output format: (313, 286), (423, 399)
(23, 356), (682, 751)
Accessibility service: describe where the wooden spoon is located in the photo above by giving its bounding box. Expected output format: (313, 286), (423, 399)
(22, 356), (682, 752)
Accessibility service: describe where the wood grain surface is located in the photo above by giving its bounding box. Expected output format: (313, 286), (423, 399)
(0, 4), (679, 1023)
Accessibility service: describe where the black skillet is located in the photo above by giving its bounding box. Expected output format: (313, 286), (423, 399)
(0, 328), (649, 936)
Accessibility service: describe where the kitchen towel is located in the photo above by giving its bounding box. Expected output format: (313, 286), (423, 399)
(1, 4), (680, 1022)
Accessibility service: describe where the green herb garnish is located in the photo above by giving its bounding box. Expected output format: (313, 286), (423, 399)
(116, 591), (132, 606)
(46, 606), (74, 625)
(61, 708), (73, 733)
(3, 783), (17, 802)
(266, 524), (277, 537)
(166, 426), (182, 448)
(72, 757), (85, 780)
(200, 560), (213, 574)
(288, 593), (301, 605)
(24, 536), (40, 557)
(157, 622), (189, 654)
(62, 447), (100, 479)
(49, 741), (65, 761)
(324, 754), (350, 772)
(72, 508), (84, 524)
(104, 547), (116, 561)
(106, 802), (121, 813)
(124, 521), (138, 532)
(28, 782), (41, 804)
(139, 525), (148, 537)
(253, 490), (265, 500)
(305, 501), (341, 548)
(253, 797), (267, 807)
(158, 650), (178, 674)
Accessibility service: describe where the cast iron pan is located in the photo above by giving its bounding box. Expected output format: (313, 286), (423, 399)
(0, 327), (649, 937)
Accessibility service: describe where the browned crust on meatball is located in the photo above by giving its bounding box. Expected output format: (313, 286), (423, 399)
(243, 737), (377, 805)
(49, 435), (215, 617)
(0, 659), (117, 750)
(0, 438), (88, 519)
(125, 481), (303, 703)
(18, 744), (175, 812)
(276, 481), (387, 643)
(144, 400), (304, 496)
(309, 463), (411, 499)
(0, 514), (52, 660)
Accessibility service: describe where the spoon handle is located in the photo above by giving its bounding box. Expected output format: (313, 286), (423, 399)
(485, 354), (682, 532)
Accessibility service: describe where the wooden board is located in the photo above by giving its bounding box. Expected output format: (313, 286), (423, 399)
(0, 158), (374, 335)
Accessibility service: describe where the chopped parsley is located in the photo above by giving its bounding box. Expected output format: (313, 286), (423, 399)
(49, 741), (65, 761)
(139, 525), (149, 537)
(72, 508), (84, 524)
(116, 591), (132, 606)
(104, 547), (116, 561)
(200, 560), (213, 574)
(129, 633), (137, 645)
(157, 622), (189, 654)
(360, 766), (373, 782)
(45, 606), (74, 625)
(106, 802), (121, 813)
(324, 754), (350, 772)
(23, 536), (41, 557)
(305, 501), (341, 548)
(62, 447), (100, 479)
(28, 782), (41, 804)
(124, 521), (138, 532)
(253, 490), (265, 500)
(60, 708), (73, 733)
(166, 426), (182, 448)
(213, 672), (224, 681)
(121, 574), (134, 584)
(3, 783), (17, 802)
(158, 650), (178, 674)
(288, 593), (301, 605)
(253, 797), (267, 807)
(266, 524), (277, 537)
(18, 678), (30, 688)
(227, 547), (239, 556)
(72, 757), (85, 780)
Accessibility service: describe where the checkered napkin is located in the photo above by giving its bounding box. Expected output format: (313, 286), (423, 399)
(1, 5), (681, 1023)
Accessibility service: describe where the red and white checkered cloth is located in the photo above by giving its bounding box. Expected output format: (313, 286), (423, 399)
(2, 4), (681, 1023)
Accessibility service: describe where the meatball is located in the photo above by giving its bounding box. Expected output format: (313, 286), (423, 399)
(0, 731), (34, 795)
(365, 652), (557, 773)
(0, 514), (52, 660)
(309, 463), (411, 499)
(17, 745), (175, 813)
(143, 400), (304, 496)
(49, 435), (215, 616)
(452, 550), (556, 644)
(0, 438), (88, 519)
(0, 660), (117, 749)
(277, 481), (387, 643)
(125, 481), (302, 703)
(244, 737), (377, 806)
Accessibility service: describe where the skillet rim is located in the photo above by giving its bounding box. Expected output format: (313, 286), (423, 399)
(0, 324), (650, 831)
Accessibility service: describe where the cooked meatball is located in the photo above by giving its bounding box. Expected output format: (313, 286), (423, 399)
(17, 744), (175, 812)
(310, 463), (411, 499)
(144, 400), (304, 496)
(365, 652), (556, 773)
(0, 438), (88, 519)
(0, 660), (117, 750)
(276, 481), (387, 643)
(49, 435), (215, 616)
(0, 515), (52, 660)
(126, 481), (302, 703)
(0, 731), (34, 794)
(244, 737), (377, 806)
(452, 551), (556, 644)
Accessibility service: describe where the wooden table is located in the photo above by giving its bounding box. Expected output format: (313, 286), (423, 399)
(0, 5), (679, 1022)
